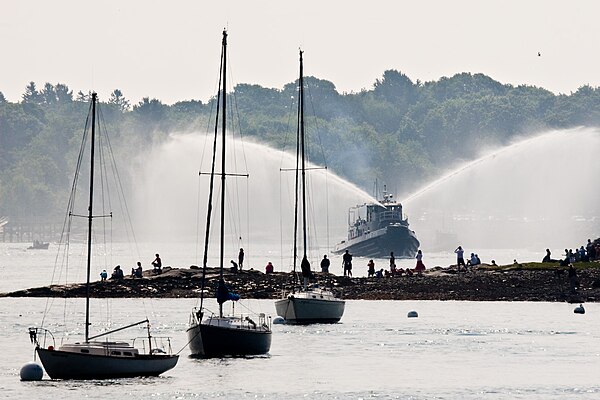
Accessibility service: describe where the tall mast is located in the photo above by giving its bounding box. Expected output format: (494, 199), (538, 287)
(219, 30), (227, 318)
(292, 51), (302, 276)
(299, 50), (307, 259)
(85, 92), (97, 342)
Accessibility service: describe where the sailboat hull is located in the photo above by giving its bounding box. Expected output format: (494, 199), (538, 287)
(275, 296), (345, 324)
(187, 322), (272, 358)
(36, 348), (179, 380)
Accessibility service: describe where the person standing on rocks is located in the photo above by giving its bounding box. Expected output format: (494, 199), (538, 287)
(455, 246), (466, 272)
(320, 255), (330, 273)
(568, 264), (579, 293)
(342, 250), (353, 277)
(238, 248), (245, 271)
(415, 250), (425, 275)
(367, 259), (375, 277)
(301, 256), (311, 289)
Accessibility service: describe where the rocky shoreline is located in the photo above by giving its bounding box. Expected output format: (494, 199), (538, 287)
(2, 262), (600, 302)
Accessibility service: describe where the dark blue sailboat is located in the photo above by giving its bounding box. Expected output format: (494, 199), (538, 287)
(186, 31), (272, 357)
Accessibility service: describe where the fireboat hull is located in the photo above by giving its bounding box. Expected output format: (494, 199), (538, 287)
(333, 223), (420, 259)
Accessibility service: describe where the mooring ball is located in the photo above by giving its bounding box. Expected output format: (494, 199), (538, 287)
(20, 362), (43, 381)
(407, 310), (418, 318)
(272, 316), (286, 324)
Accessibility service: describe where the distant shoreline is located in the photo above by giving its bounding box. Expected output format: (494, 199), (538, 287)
(2, 262), (599, 303)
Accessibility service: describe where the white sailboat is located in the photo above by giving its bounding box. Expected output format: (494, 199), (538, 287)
(186, 30), (272, 358)
(274, 50), (345, 324)
(30, 93), (178, 379)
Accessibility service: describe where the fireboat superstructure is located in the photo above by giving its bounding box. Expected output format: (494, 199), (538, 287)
(333, 186), (419, 259)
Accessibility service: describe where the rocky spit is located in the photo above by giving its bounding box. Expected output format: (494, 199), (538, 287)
(2, 263), (600, 303)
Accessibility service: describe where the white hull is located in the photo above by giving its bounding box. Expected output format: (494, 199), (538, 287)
(275, 290), (345, 324)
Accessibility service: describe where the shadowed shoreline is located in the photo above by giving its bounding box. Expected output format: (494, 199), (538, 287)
(2, 262), (600, 303)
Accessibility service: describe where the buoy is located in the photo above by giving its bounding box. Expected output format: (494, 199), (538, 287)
(272, 316), (286, 324)
(574, 304), (585, 314)
(407, 310), (418, 318)
(20, 362), (43, 381)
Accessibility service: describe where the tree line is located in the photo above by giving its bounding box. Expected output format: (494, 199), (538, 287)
(1, 72), (600, 220)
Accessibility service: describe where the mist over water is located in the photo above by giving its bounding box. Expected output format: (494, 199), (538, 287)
(402, 128), (600, 250)
(130, 133), (375, 265)
(130, 128), (599, 269)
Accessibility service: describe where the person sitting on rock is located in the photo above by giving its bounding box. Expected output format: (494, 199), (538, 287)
(375, 268), (384, 278)
(111, 265), (124, 280)
(134, 261), (143, 278)
(151, 254), (162, 274)
(542, 249), (553, 263)
(265, 261), (274, 274)
(230, 260), (239, 273)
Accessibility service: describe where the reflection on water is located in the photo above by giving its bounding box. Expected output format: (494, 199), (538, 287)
(3, 298), (600, 399)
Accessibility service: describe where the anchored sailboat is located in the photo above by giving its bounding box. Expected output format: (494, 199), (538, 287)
(274, 50), (345, 324)
(31, 93), (178, 380)
(186, 31), (272, 358)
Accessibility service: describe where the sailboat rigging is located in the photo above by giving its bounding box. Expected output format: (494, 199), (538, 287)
(186, 30), (272, 358)
(29, 93), (178, 380)
(274, 50), (345, 324)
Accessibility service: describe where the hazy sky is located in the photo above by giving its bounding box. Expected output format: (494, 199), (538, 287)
(2, 0), (599, 105)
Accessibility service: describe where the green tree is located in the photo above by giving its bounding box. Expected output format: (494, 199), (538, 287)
(109, 89), (130, 112)
(22, 81), (43, 104)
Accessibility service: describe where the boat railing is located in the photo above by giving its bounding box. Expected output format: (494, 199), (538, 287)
(28, 327), (55, 350)
(191, 306), (271, 331)
(132, 336), (174, 355)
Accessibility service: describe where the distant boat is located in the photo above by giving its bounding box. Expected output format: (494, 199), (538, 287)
(31, 93), (178, 380)
(186, 30), (272, 357)
(333, 185), (420, 259)
(27, 240), (49, 250)
(274, 50), (345, 325)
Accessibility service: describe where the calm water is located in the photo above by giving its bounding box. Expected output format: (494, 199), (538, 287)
(1, 243), (598, 399)
(2, 298), (599, 399)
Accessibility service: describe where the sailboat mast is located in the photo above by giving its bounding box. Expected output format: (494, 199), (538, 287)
(219, 30), (227, 318)
(299, 50), (307, 258)
(85, 92), (97, 342)
(292, 52), (302, 276)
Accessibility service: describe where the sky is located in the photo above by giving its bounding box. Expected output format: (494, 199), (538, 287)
(2, 0), (600, 105)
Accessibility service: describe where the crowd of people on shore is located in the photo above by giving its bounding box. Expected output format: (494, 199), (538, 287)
(100, 253), (164, 282)
(543, 239), (599, 265)
(97, 237), (600, 283)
